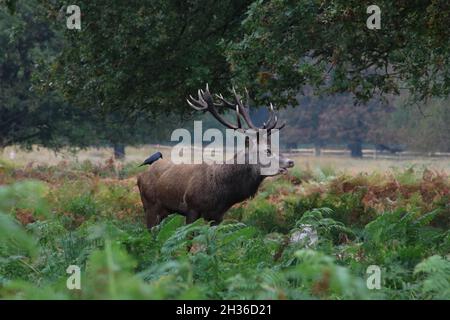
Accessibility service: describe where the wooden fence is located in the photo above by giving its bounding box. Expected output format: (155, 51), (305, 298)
(159, 144), (450, 161)
(285, 148), (450, 160)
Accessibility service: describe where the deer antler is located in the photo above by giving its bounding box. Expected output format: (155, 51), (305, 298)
(187, 84), (241, 129)
(187, 84), (285, 132)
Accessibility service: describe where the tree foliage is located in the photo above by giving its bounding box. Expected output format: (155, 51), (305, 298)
(2, 0), (449, 153)
(279, 91), (398, 156)
(0, 0), (68, 149)
(388, 98), (450, 152)
(0, 0), (188, 154)
(37, 0), (251, 115)
(225, 0), (450, 104)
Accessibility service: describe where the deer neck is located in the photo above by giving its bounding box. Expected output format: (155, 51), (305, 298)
(213, 162), (265, 205)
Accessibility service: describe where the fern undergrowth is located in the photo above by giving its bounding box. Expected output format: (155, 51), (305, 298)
(0, 163), (449, 299)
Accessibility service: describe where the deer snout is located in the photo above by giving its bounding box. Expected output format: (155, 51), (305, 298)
(279, 156), (295, 171)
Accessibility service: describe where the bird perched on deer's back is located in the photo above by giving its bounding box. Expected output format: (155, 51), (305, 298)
(139, 152), (163, 167)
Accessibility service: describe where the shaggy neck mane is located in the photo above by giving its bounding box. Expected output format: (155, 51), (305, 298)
(212, 163), (265, 206)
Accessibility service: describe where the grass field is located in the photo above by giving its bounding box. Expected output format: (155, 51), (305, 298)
(0, 146), (449, 299)
(3, 145), (450, 174)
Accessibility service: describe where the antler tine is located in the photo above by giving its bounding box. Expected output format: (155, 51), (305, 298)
(230, 86), (260, 130)
(211, 87), (244, 129)
(198, 89), (205, 102)
(266, 115), (277, 130)
(232, 86), (244, 109)
(187, 92), (207, 110)
(187, 99), (204, 111)
(244, 87), (251, 108)
(232, 86), (237, 96)
(265, 103), (286, 132)
(263, 103), (276, 129)
(214, 93), (236, 109)
(267, 118), (286, 137)
(187, 85), (241, 130)
(276, 121), (286, 130)
(206, 105), (240, 129)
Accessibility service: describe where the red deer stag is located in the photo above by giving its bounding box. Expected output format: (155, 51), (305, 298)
(137, 85), (294, 228)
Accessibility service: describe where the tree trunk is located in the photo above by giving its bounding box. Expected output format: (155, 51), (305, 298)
(0, 138), (4, 155)
(314, 144), (322, 157)
(348, 141), (363, 158)
(113, 144), (125, 160)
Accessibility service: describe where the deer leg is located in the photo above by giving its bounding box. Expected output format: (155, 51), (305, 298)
(140, 187), (167, 229)
(145, 205), (171, 229)
(158, 209), (170, 222)
(142, 198), (168, 229)
(205, 210), (225, 226)
(186, 211), (200, 224)
(139, 189), (154, 229)
(145, 205), (159, 229)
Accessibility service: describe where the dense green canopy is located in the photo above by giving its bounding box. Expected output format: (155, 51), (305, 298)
(38, 0), (250, 115)
(0, 0), (68, 149)
(225, 0), (450, 105)
(0, 0), (188, 153)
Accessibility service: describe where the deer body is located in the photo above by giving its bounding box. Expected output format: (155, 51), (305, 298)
(137, 85), (294, 228)
(137, 159), (264, 228)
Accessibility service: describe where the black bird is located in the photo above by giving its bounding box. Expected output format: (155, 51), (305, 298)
(139, 152), (163, 167)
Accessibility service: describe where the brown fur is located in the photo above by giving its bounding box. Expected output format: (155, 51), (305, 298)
(137, 159), (265, 228)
